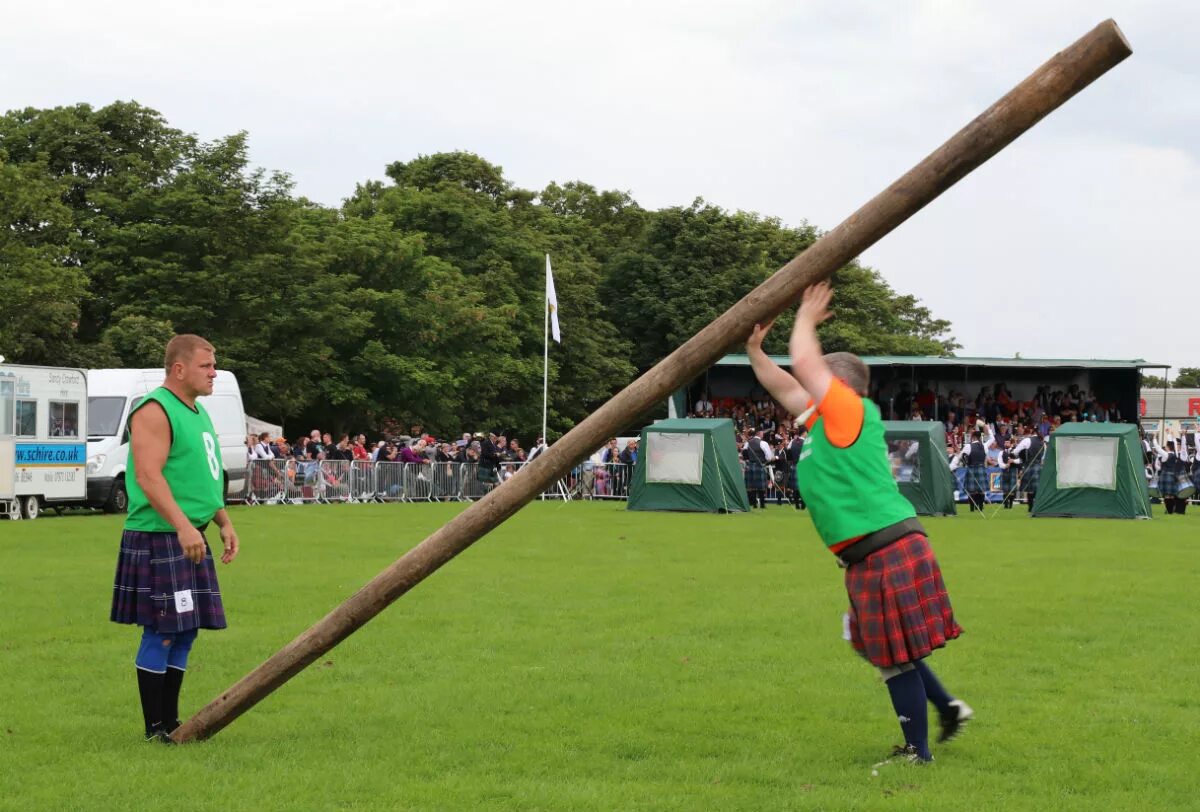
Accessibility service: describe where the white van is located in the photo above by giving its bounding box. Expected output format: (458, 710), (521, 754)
(85, 368), (248, 512)
(0, 364), (89, 519)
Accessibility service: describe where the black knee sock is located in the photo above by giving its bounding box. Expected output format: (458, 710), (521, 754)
(885, 668), (931, 760)
(1178, 500), (1188, 515)
(163, 668), (185, 730)
(1027, 494), (1035, 512)
(913, 659), (953, 715)
(136, 669), (166, 735)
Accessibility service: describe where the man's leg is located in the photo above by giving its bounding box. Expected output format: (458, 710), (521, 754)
(914, 659), (973, 742)
(135, 627), (175, 742)
(880, 663), (932, 762)
(163, 629), (198, 732)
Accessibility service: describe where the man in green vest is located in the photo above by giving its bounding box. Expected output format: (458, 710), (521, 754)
(110, 334), (241, 743)
(746, 281), (972, 765)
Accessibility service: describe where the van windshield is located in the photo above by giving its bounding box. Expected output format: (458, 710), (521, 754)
(88, 397), (127, 437)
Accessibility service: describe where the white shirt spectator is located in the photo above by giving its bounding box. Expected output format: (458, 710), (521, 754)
(252, 440), (275, 460)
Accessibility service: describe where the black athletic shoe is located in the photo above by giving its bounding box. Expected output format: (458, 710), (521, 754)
(144, 722), (176, 745)
(937, 699), (974, 743)
(875, 744), (932, 767)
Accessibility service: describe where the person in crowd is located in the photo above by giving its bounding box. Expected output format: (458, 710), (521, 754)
(1013, 425), (1046, 512)
(526, 437), (548, 463)
(959, 429), (989, 512)
(997, 437), (1020, 509)
(741, 428), (772, 509)
(398, 438), (430, 466)
(477, 431), (503, 488)
(1157, 439), (1190, 515)
(508, 438), (525, 461)
(780, 428), (806, 510)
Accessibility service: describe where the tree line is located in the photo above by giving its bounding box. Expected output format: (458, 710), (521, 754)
(1, 101), (959, 439)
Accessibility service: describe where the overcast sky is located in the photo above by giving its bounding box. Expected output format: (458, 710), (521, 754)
(3, 2), (1196, 375)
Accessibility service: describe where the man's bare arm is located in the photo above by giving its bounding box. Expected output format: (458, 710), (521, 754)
(746, 320), (811, 415)
(131, 404), (207, 563)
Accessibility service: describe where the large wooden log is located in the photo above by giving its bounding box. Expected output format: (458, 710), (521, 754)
(174, 19), (1130, 742)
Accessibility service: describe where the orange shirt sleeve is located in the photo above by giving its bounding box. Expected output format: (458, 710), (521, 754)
(809, 378), (865, 448)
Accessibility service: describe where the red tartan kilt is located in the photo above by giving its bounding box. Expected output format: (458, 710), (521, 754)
(845, 532), (961, 667)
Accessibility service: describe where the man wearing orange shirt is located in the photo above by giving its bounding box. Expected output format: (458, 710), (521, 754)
(746, 281), (973, 764)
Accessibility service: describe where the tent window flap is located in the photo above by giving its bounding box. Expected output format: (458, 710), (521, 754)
(646, 432), (704, 484)
(1056, 436), (1119, 490)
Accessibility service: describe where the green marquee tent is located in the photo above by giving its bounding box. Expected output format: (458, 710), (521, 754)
(1032, 423), (1151, 519)
(627, 418), (751, 513)
(882, 421), (958, 516)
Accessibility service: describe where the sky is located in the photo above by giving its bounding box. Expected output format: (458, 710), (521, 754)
(3, 1), (1197, 376)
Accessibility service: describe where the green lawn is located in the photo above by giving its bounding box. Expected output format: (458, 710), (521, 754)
(1, 502), (1197, 811)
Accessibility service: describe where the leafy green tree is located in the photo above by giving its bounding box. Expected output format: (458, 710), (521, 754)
(1141, 374), (1170, 389)
(0, 102), (192, 343)
(601, 200), (956, 372)
(1, 106), (961, 439)
(1173, 368), (1200, 388)
(0, 154), (86, 364)
(344, 152), (637, 440)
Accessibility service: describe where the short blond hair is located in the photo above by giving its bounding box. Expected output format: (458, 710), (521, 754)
(164, 334), (215, 374)
(824, 352), (870, 396)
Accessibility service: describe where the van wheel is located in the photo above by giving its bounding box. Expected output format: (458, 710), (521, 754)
(104, 478), (129, 514)
(20, 496), (40, 520)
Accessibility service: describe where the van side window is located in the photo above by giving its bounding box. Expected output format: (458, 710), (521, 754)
(15, 400), (37, 437)
(121, 396), (144, 445)
(0, 379), (13, 436)
(50, 401), (80, 438)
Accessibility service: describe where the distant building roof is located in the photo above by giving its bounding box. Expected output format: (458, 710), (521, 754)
(714, 355), (1167, 371)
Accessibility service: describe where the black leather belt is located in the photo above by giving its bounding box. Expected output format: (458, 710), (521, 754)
(836, 517), (926, 567)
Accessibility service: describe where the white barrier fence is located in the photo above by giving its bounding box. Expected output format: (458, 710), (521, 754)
(242, 459), (634, 504)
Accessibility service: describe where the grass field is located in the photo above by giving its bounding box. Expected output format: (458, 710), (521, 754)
(1, 501), (1197, 811)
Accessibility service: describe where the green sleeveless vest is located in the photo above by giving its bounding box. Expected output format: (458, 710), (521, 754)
(797, 397), (916, 548)
(124, 387), (225, 532)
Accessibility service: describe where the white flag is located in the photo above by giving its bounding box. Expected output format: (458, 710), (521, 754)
(546, 254), (561, 343)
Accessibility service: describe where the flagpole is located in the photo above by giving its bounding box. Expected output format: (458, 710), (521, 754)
(542, 253), (550, 446)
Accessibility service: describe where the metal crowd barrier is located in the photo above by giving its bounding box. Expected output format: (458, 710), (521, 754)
(243, 457), (610, 504)
(584, 462), (631, 500)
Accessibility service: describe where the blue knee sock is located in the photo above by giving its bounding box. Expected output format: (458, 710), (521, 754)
(167, 629), (197, 672)
(885, 668), (931, 760)
(135, 628), (174, 673)
(914, 659), (954, 714)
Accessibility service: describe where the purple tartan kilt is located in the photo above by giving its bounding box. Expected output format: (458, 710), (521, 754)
(845, 533), (961, 668)
(110, 529), (227, 633)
